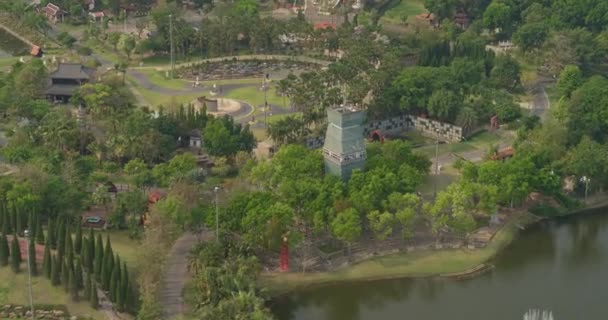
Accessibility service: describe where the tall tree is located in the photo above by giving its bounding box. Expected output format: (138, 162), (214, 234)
(74, 221), (82, 254)
(10, 236), (21, 273)
(62, 258), (70, 292)
(47, 218), (56, 249)
(90, 283), (99, 309)
(74, 257), (84, 290)
(0, 233), (8, 266)
(51, 254), (60, 286)
(94, 233), (103, 280)
(57, 220), (66, 260)
(35, 215), (44, 245)
(42, 238), (51, 278)
(28, 237), (37, 276)
(87, 228), (95, 271)
(84, 273), (92, 301)
(65, 226), (74, 265)
(331, 208), (362, 254)
(109, 255), (120, 302)
(69, 266), (79, 302)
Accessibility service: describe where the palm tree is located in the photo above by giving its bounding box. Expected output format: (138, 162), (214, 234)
(455, 107), (478, 134)
(275, 79), (290, 109)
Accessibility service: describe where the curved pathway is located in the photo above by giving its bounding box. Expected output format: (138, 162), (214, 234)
(133, 54), (331, 71)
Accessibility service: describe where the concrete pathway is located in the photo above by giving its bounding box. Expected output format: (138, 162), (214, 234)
(158, 231), (212, 319)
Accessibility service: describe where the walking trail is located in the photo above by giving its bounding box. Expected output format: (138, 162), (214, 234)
(159, 230), (212, 319)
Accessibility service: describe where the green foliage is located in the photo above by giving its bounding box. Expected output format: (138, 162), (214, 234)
(366, 210), (395, 240)
(109, 255), (120, 302)
(65, 226), (74, 266)
(331, 208), (361, 244)
(10, 235), (20, 273)
(556, 65), (583, 99)
(203, 116), (256, 158)
(513, 22), (549, 52)
(152, 153), (199, 187)
(562, 76), (608, 144)
(491, 55), (521, 91)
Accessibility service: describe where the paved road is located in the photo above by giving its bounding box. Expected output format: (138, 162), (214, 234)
(530, 79), (552, 121)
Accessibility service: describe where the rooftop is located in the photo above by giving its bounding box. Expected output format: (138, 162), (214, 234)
(50, 63), (95, 80)
(46, 84), (79, 96)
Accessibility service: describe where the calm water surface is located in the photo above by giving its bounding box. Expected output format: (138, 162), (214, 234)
(273, 209), (608, 320)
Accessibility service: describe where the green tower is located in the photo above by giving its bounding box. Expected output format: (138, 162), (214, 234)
(322, 105), (366, 180)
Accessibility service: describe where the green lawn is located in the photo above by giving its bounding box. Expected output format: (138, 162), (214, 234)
(224, 86), (289, 109)
(260, 213), (537, 293)
(0, 56), (19, 70)
(133, 69), (191, 91)
(0, 267), (105, 319)
(380, 0), (426, 24)
(415, 130), (506, 158)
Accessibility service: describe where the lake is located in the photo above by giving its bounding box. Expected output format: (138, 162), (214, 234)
(0, 28), (28, 57)
(274, 208), (608, 320)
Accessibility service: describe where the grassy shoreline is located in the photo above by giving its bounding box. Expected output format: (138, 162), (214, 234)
(261, 198), (608, 294)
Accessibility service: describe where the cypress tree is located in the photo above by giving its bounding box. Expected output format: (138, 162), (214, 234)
(10, 236), (21, 273)
(15, 210), (22, 236)
(65, 226), (73, 265)
(62, 258), (70, 292)
(101, 236), (114, 289)
(101, 252), (113, 291)
(109, 257), (119, 302)
(0, 233), (8, 266)
(80, 235), (86, 258)
(94, 234), (103, 280)
(51, 255), (60, 286)
(118, 261), (129, 312)
(90, 283), (99, 309)
(1, 210), (8, 237)
(28, 237), (37, 276)
(69, 266), (79, 302)
(0, 200), (4, 231)
(47, 218), (56, 249)
(87, 228), (95, 271)
(10, 207), (16, 235)
(84, 273), (92, 301)
(57, 220), (66, 261)
(35, 216), (44, 245)
(27, 212), (33, 236)
(74, 257), (84, 290)
(74, 221), (82, 255)
(42, 239), (51, 278)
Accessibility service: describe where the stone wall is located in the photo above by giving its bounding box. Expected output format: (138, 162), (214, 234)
(305, 115), (465, 149)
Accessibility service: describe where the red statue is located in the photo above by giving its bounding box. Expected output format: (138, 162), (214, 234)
(280, 236), (289, 272)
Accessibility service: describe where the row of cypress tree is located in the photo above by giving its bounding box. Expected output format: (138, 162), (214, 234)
(0, 212), (136, 313)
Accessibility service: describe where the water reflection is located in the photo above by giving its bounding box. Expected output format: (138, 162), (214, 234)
(273, 208), (608, 320)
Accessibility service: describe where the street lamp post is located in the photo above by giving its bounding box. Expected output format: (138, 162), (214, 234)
(214, 186), (220, 242)
(24, 229), (34, 320)
(580, 176), (590, 200)
(433, 129), (440, 198)
(169, 14), (174, 79)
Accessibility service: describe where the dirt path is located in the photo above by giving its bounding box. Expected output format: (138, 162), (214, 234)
(159, 231), (212, 319)
(0, 23), (35, 47)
